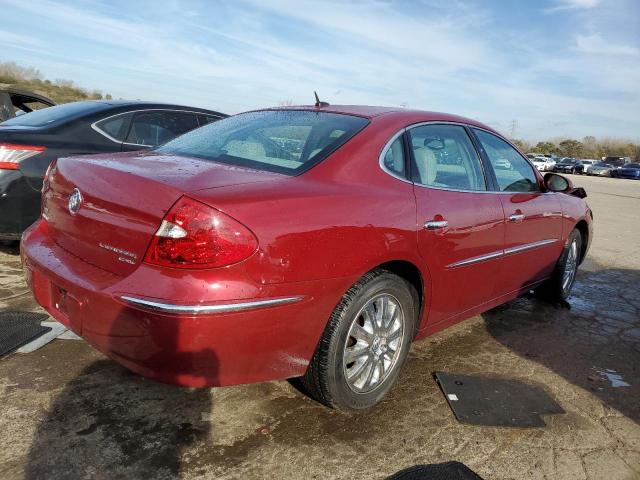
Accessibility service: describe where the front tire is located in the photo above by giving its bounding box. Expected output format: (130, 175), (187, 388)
(301, 269), (418, 411)
(537, 229), (582, 302)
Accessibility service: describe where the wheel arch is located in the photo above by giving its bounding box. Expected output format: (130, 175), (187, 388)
(574, 219), (589, 264)
(372, 259), (427, 335)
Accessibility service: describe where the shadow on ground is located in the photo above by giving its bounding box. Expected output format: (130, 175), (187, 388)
(23, 361), (212, 480)
(483, 267), (640, 422)
(0, 241), (20, 256)
(20, 267), (640, 478)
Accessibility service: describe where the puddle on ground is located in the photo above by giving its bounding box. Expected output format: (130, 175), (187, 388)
(596, 368), (631, 388)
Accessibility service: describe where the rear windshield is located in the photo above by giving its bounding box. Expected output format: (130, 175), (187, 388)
(156, 110), (369, 175)
(0, 101), (109, 127)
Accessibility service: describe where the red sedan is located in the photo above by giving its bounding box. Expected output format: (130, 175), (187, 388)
(22, 105), (592, 410)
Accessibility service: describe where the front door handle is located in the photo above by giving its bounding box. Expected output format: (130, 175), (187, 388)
(424, 220), (448, 230)
(509, 213), (525, 222)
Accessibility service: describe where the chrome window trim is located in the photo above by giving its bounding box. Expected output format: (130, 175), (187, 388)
(446, 238), (559, 268)
(119, 295), (304, 314)
(91, 108), (224, 145)
(378, 128), (412, 185)
(378, 120), (548, 195)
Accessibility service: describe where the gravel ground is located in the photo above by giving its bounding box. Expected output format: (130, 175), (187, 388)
(0, 174), (638, 480)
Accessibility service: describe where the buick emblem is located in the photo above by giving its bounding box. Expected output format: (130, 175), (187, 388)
(68, 188), (83, 215)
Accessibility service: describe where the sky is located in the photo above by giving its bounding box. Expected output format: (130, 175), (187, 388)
(1, 0), (639, 141)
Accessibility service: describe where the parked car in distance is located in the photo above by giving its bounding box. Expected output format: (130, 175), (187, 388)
(587, 161), (614, 176)
(603, 156), (630, 168)
(0, 87), (55, 122)
(532, 156), (555, 172)
(554, 158), (582, 174)
(615, 162), (640, 179)
(0, 100), (226, 240)
(580, 159), (596, 174)
(493, 158), (511, 169)
(23, 105), (593, 411)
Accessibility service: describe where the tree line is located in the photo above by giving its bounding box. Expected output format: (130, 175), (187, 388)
(0, 61), (112, 104)
(512, 136), (639, 161)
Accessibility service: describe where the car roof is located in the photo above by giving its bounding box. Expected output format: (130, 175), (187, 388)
(0, 87), (55, 105)
(84, 100), (227, 116)
(257, 104), (497, 132)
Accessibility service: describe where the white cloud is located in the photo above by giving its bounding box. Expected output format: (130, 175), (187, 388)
(574, 34), (640, 56)
(546, 0), (600, 12)
(1, 0), (638, 140)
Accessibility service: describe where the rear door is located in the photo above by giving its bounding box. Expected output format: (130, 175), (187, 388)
(408, 124), (505, 324)
(471, 128), (563, 294)
(121, 110), (200, 151)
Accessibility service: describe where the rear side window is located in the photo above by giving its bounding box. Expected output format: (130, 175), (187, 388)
(156, 110), (369, 175)
(382, 136), (406, 177)
(94, 113), (132, 142)
(126, 111), (200, 146)
(408, 124), (486, 191)
(473, 129), (539, 192)
(199, 114), (223, 126)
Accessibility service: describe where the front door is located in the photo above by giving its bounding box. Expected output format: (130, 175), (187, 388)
(408, 124), (505, 325)
(472, 128), (563, 294)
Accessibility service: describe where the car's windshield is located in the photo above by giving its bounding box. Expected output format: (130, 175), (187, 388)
(625, 163), (640, 169)
(594, 162), (610, 167)
(0, 101), (109, 127)
(156, 110), (369, 175)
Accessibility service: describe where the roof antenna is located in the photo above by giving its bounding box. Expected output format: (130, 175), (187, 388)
(314, 91), (330, 108)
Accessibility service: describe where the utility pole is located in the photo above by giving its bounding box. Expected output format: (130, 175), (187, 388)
(509, 119), (518, 139)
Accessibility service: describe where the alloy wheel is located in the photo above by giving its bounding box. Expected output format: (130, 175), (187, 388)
(343, 293), (405, 394)
(562, 239), (578, 293)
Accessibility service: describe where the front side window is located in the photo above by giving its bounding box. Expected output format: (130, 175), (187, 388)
(156, 110), (369, 175)
(473, 129), (539, 192)
(126, 111), (199, 146)
(408, 124), (486, 191)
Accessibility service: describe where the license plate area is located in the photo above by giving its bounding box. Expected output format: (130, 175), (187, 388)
(50, 284), (83, 334)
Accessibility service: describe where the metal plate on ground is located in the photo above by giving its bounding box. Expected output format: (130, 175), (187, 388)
(388, 462), (483, 479)
(0, 311), (51, 358)
(434, 371), (565, 427)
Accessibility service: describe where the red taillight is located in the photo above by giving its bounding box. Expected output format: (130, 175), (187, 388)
(144, 196), (258, 269)
(0, 143), (46, 170)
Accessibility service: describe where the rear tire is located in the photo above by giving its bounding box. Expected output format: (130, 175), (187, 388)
(301, 269), (418, 411)
(537, 229), (582, 302)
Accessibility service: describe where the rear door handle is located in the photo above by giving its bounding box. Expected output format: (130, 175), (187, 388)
(424, 220), (448, 230)
(509, 214), (525, 222)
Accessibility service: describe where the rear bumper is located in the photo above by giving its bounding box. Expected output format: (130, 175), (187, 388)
(22, 220), (353, 387)
(0, 170), (41, 239)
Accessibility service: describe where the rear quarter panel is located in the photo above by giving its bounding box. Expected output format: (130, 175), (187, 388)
(191, 119), (424, 286)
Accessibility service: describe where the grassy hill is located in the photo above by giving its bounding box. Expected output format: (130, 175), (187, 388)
(0, 61), (111, 104)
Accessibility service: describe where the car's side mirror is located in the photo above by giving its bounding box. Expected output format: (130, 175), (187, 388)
(543, 172), (572, 193)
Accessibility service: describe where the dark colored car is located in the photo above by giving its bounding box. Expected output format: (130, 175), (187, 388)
(553, 158), (582, 174)
(615, 163), (640, 179)
(0, 100), (226, 239)
(603, 156), (629, 168)
(0, 87), (55, 122)
(23, 105), (592, 411)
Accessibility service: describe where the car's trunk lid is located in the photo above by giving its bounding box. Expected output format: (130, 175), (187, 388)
(44, 151), (281, 276)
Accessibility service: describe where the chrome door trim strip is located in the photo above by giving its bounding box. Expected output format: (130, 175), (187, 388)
(446, 238), (559, 268)
(503, 238), (558, 256)
(119, 295), (304, 314)
(446, 250), (504, 268)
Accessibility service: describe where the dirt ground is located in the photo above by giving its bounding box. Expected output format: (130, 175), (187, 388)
(0, 175), (638, 480)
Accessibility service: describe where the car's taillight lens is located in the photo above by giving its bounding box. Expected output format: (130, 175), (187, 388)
(0, 143), (45, 170)
(144, 196), (258, 269)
